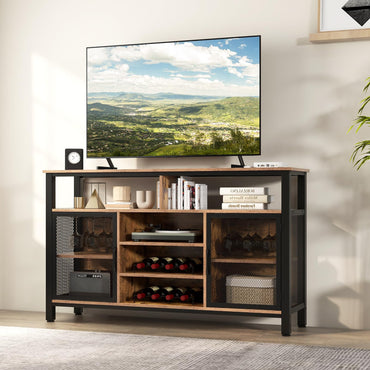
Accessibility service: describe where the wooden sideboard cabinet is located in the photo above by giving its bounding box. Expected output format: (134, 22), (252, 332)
(44, 167), (308, 336)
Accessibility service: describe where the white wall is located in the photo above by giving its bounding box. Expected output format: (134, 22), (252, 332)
(0, 0), (369, 329)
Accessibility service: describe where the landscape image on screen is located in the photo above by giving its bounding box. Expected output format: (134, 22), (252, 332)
(87, 36), (260, 157)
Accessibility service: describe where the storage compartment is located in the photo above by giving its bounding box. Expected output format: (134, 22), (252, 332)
(54, 213), (117, 302)
(226, 275), (275, 305)
(119, 212), (203, 243)
(119, 276), (204, 307)
(207, 213), (280, 308)
(120, 245), (203, 274)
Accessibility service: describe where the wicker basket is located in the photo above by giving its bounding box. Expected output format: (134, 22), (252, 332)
(226, 275), (275, 305)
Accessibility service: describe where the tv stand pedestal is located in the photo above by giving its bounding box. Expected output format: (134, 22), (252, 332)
(97, 157), (117, 170)
(231, 155), (246, 168)
(44, 167), (308, 336)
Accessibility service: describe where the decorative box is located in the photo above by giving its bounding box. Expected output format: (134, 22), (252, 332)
(226, 275), (275, 305)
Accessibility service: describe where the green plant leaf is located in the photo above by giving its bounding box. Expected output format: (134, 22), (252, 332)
(349, 77), (370, 169)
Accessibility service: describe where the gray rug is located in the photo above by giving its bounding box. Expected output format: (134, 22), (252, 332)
(1, 326), (370, 370)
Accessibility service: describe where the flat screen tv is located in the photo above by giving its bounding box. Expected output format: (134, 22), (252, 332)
(86, 35), (261, 159)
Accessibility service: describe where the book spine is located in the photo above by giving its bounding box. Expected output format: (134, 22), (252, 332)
(195, 184), (200, 210)
(190, 185), (195, 209)
(221, 202), (266, 210)
(167, 187), (172, 209)
(219, 187), (266, 195)
(171, 183), (177, 210)
(184, 181), (190, 210)
(184, 181), (195, 210)
(156, 181), (160, 209)
(222, 195), (270, 203)
(200, 184), (208, 210)
(177, 177), (184, 210)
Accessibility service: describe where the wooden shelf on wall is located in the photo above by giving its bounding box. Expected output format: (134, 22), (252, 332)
(310, 28), (370, 43)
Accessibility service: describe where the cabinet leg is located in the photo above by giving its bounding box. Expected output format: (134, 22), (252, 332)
(281, 314), (291, 336)
(46, 305), (56, 322)
(297, 307), (307, 328)
(74, 307), (83, 316)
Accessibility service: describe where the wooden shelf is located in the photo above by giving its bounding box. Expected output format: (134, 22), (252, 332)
(57, 252), (113, 259)
(44, 167), (309, 174)
(53, 208), (281, 214)
(211, 258), (276, 264)
(51, 299), (281, 315)
(120, 241), (204, 247)
(310, 29), (370, 43)
(119, 272), (204, 280)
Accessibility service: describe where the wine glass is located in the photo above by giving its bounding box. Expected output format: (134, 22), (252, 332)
(69, 217), (83, 251)
(86, 218), (96, 251)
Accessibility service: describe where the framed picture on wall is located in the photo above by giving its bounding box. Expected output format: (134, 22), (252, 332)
(320, 0), (370, 31)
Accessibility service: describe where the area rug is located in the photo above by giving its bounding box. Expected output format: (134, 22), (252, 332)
(1, 326), (370, 370)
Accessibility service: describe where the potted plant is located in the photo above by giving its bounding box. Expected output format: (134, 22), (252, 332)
(349, 77), (370, 170)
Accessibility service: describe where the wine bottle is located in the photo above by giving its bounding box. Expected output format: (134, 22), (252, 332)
(175, 258), (202, 273)
(178, 287), (203, 304)
(132, 257), (159, 271)
(150, 257), (174, 271)
(173, 287), (187, 300)
(133, 286), (160, 302)
(151, 286), (175, 301)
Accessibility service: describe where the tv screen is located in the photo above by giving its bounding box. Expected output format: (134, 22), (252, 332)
(87, 35), (260, 158)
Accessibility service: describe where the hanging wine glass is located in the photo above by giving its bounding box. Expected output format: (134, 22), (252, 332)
(251, 232), (262, 255)
(242, 233), (254, 254)
(262, 223), (276, 256)
(98, 218), (110, 253)
(105, 218), (113, 253)
(86, 218), (96, 251)
(223, 233), (233, 255)
(69, 217), (82, 252)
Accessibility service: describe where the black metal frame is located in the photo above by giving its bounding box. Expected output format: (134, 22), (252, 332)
(45, 168), (307, 336)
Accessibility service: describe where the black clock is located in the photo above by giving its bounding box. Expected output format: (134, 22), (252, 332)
(65, 149), (84, 170)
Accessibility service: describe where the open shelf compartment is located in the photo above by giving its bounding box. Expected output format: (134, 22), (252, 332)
(207, 213), (280, 309)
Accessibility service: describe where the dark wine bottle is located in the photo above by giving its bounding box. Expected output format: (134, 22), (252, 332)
(151, 286), (175, 301)
(150, 257), (174, 271)
(133, 286), (160, 302)
(178, 287), (203, 303)
(175, 258), (202, 273)
(132, 257), (159, 271)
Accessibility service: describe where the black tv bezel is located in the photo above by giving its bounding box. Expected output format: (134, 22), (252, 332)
(86, 35), (261, 160)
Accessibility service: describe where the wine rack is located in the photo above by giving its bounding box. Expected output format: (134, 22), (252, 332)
(45, 167), (308, 336)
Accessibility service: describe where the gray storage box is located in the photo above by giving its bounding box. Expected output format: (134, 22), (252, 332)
(70, 271), (110, 295)
(226, 275), (275, 305)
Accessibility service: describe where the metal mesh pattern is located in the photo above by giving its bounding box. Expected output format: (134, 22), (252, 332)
(56, 216), (74, 254)
(56, 216), (74, 295)
(56, 258), (73, 295)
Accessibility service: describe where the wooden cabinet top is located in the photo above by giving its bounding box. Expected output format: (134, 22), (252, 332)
(44, 167), (309, 175)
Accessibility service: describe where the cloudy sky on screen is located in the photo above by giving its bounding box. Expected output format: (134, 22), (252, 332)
(88, 36), (260, 97)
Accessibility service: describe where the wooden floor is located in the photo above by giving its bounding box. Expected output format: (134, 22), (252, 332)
(1, 309), (370, 349)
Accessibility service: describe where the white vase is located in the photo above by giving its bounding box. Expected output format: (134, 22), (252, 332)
(136, 190), (155, 209)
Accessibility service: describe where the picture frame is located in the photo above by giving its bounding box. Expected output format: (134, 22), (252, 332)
(310, 0), (370, 42)
(319, 0), (370, 32)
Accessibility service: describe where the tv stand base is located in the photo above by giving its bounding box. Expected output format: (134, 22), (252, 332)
(97, 158), (117, 170)
(231, 155), (246, 168)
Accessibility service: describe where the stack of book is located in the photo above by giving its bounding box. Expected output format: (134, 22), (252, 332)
(219, 187), (270, 210)
(105, 201), (134, 209)
(169, 176), (208, 210)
